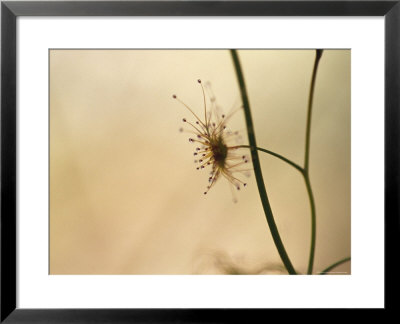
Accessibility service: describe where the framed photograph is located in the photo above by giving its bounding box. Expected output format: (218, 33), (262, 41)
(1, 0), (398, 322)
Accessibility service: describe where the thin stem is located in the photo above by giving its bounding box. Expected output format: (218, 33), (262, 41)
(304, 50), (323, 173)
(304, 173), (316, 274)
(305, 50), (323, 275)
(319, 257), (351, 275)
(235, 145), (303, 174)
(230, 49), (296, 275)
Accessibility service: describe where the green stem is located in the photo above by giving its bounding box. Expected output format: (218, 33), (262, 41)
(230, 49), (296, 275)
(235, 145), (303, 174)
(304, 172), (316, 274)
(304, 50), (323, 172)
(305, 50), (323, 274)
(319, 257), (351, 275)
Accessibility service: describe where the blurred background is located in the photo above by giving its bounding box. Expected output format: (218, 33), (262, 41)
(50, 49), (350, 275)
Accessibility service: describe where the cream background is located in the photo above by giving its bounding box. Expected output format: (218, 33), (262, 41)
(50, 49), (350, 275)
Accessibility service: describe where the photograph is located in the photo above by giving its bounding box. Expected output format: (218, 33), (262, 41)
(49, 49), (351, 275)
(2, 0), (397, 320)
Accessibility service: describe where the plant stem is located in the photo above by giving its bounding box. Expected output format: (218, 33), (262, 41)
(230, 49), (296, 275)
(304, 172), (316, 274)
(305, 50), (323, 274)
(235, 145), (303, 174)
(304, 50), (323, 173)
(319, 257), (351, 275)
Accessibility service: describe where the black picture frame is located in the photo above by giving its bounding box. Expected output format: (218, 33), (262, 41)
(1, 0), (399, 322)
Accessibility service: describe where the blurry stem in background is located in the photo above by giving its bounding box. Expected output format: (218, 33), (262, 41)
(319, 257), (351, 275)
(305, 50), (323, 274)
(230, 49), (297, 275)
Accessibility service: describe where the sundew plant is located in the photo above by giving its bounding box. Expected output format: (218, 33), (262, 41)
(173, 80), (250, 202)
(173, 50), (350, 275)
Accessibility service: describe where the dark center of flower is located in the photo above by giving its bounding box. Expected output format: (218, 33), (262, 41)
(211, 136), (228, 168)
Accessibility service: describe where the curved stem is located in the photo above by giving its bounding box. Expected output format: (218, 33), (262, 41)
(234, 145), (303, 174)
(231, 49), (296, 275)
(319, 257), (351, 275)
(305, 50), (323, 274)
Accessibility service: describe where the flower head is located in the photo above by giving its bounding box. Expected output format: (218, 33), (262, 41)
(173, 79), (250, 202)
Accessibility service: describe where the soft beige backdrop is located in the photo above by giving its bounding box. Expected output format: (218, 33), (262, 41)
(50, 50), (350, 274)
